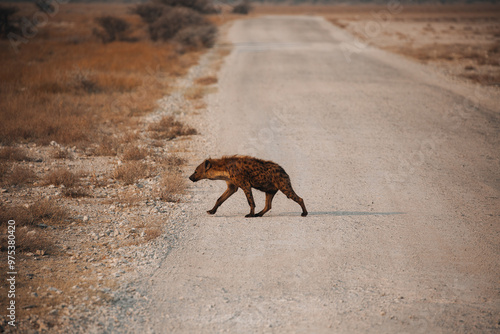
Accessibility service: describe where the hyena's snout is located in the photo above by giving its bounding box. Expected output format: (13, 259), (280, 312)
(189, 174), (198, 182)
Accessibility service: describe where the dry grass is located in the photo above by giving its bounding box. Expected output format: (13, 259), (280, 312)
(63, 187), (90, 198)
(122, 145), (149, 161)
(30, 200), (68, 225)
(0, 226), (54, 254)
(93, 136), (122, 156)
(0, 200), (67, 228)
(157, 170), (186, 202)
(148, 115), (197, 140)
(51, 147), (72, 159)
(3, 165), (38, 187)
(195, 75), (218, 85)
(0, 3), (203, 148)
(184, 85), (207, 100)
(44, 168), (80, 188)
(143, 218), (164, 241)
(159, 153), (187, 169)
(113, 161), (150, 185)
(0, 146), (31, 161)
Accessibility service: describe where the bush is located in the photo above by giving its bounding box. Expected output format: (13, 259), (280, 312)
(174, 24), (217, 48)
(155, 0), (217, 14)
(122, 146), (149, 161)
(148, 115), (197, 140)
(35, 0), (56, 15)
(4, 166), (37, 187)
(131, 3), (170, 24)
(232, 1), (252, 15)
(44, 168), (80, 188)
(158, 171), (186, 202)
(114, 161), (149, 185)
(0, 146), (30, 161)
(0, 5), (20, 38)
(148, 7), (206, 41)
(93, 15), (131, 43)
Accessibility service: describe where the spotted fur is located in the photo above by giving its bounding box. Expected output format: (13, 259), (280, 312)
(189, 156), (308, 217)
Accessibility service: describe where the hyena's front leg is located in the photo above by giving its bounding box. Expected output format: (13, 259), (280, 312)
(207, 182), (238, 215)
(241, 186), (256, 218)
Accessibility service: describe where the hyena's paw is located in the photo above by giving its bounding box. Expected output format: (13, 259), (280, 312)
(207, 209), (216, 215)
(301, 211), (308, 217)
(245, 213), (256, 218)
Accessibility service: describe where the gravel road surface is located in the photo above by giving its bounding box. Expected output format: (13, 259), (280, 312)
(136, 16), (499, 333)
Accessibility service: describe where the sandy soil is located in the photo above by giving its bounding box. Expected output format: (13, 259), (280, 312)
(322, 4), (500, 86)
(118, 15), (499, 333)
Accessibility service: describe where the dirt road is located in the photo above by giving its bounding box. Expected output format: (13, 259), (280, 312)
(142, 16), (499, 332)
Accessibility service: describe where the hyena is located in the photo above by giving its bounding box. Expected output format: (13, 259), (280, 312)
(189, 156), (308, 217)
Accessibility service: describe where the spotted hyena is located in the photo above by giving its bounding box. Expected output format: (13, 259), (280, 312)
(189, 156), (308, 217)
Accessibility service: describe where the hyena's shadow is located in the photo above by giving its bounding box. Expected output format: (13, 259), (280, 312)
(277, 211), (404, 217)
(214, 211), (404, 218)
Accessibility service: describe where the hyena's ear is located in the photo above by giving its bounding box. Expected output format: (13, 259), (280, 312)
(204, 159), (211, 171)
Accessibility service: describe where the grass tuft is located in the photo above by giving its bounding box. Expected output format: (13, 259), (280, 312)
(113, 161), (150, 185)
(148, 116), (197, 140)
(158, 170), (186, 202)
(44, 168), (80, 188)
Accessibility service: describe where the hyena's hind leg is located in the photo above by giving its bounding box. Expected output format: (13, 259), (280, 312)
(255, 190), (278, 217)
(278, 178), (308, 217)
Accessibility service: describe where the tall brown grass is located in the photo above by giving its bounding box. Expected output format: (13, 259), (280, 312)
(0, 3), (202, 148)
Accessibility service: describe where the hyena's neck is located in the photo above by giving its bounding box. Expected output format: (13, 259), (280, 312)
(207, 160), (231, 181)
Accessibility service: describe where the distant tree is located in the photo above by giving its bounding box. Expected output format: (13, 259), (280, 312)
(148, 7), (206, 41)
(35, 0), (56, 15)
(93, 16), (131, 43)
(232, 0), (252, 14)
(0, 5), (20, 38)
(155, 0), (218, 14)
(131, 3), (169, 24)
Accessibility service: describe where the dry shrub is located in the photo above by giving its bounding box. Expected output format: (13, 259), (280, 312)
(174, 24), (217, 49)
(117, 188), (141, 206)
(4, 165), (37, 187)
(195, 76), (217, 85)
(90, 173), (109, 188)
(148, 116), (197, 140)
(232, 1), (252, 15)
(30, 200), (68, 224)
(0, 146), (30, 161)
(63, 187), (90, 198)
(144, 226), (162, 241)
(0, 226), (53, 254)
(158, 170), (186, 202)
(184, 85), (206, 100)
(51, 147), (72, 159)
(68, 68), (101, 94)
(93, 15), (131, 43)
(114, 161), (149, 185)
(131, 3), (169, 24)
(122, 145), (149, 161)
(94, 136), (122, 156)
(0, 162), (8, 182)
(160, 153), (187, 169)
(148, 7), (206, 41)
(0, 200), (67, 227)
(156, 0), (217, 14)
(44, 168), (80, 188)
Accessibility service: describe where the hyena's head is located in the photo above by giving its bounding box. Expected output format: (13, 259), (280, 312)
(189, 159), (212, 182)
